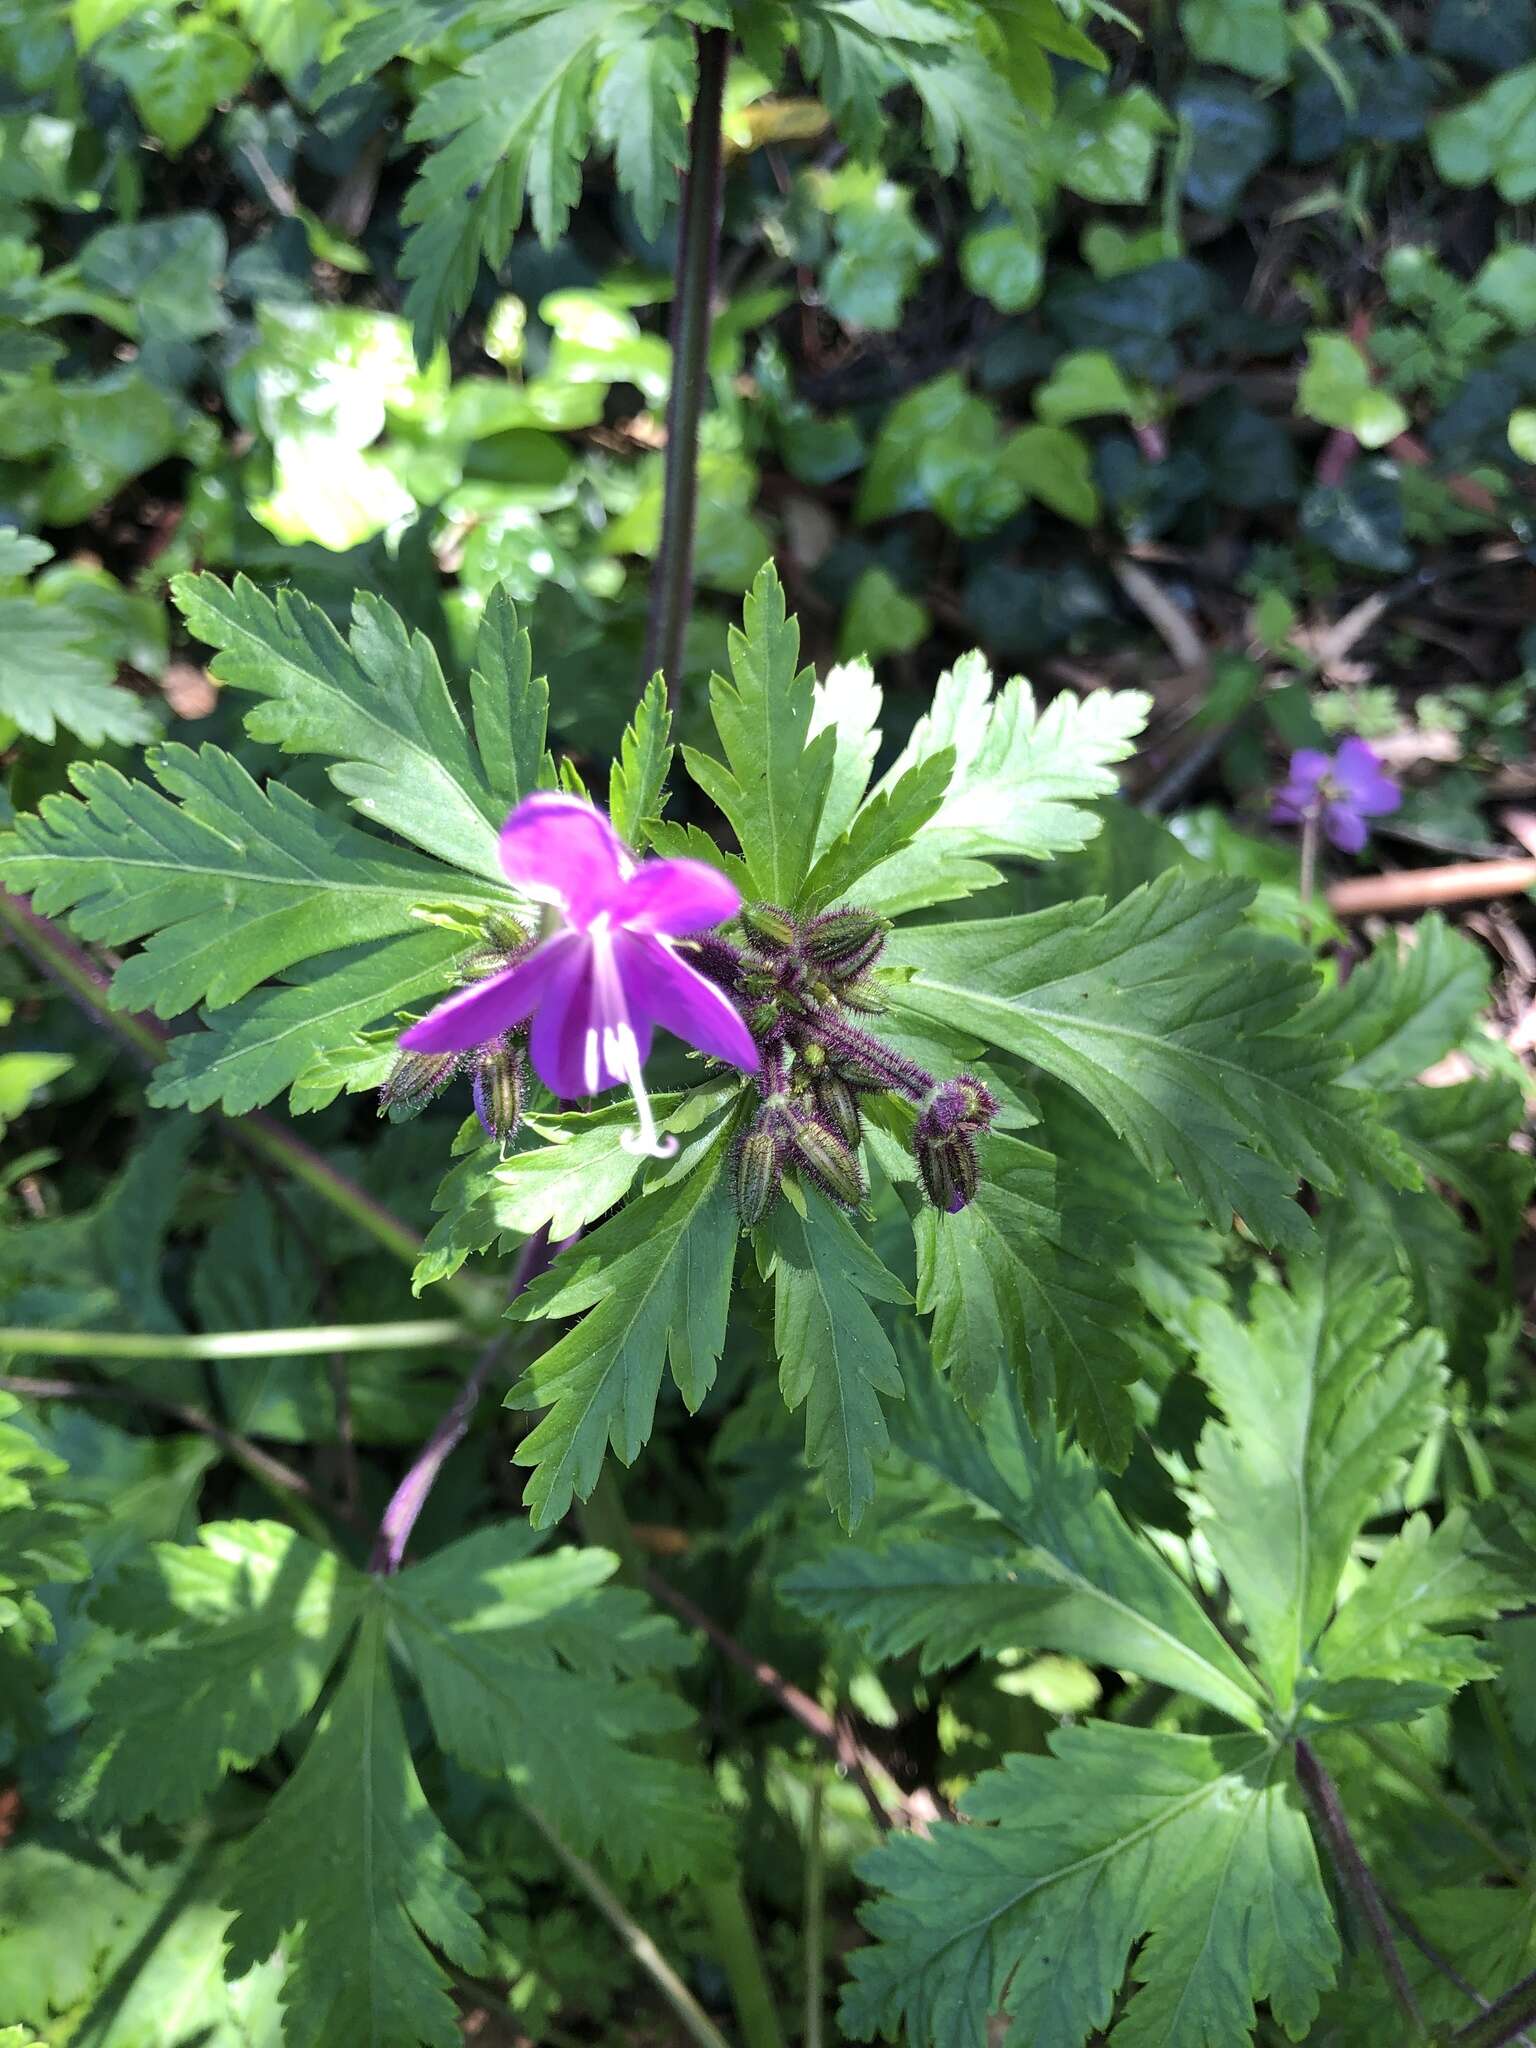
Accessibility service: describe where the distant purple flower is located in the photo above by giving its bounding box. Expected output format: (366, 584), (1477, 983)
(1272, 739), (1401, 854)
(400, 794), (758, 1157)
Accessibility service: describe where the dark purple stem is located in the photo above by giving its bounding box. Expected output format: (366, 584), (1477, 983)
(368, 1229), (556, 1574)
(642, 24), (729, 707)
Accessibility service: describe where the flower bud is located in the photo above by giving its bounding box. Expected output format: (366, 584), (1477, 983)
(798, 1040), (827, 1074)
(917, 1130), (980, 1214)
(747, 1000), (781, 1039)
(472, 1045), (526, 1143)
(802, 909), (888, 973)
(813, 1072), (862, 1149)
(683, 933), (744, 992)
(836, 977), (886, 1015)
(789, 1117), (866, 1211)
(740, 902), (798, 953)
(734, 1126), (783, 1227)
(379, 1049), (458, 1120)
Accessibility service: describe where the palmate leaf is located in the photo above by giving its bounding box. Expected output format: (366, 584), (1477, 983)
(683, 563), (837, 907)
(766, 1190), (909, 1529)
(0, 525), (157, 749)
(1190, 1225), (1446, 1711)
(912, 1129), (1142, 1465)
(1305, 911), (1489, 1090)
(887, 869), (1414, 1247)
(507, 1129), (738, 1525)
(224, 1606), (486, 2048)
(172, 575), (548, 878)
(0, 744), (499, 1018)
(785, 1356), (1263, 1724)
(387, 1524), (726, 1884)
(844, 1723), (1338, 2048)
(857, 655), (1148, 913)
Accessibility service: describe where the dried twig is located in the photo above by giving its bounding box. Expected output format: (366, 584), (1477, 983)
(1327, 860), (1536, 917)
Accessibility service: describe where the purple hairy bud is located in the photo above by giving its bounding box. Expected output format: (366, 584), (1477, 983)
(812, 1071), (863, 1149)
(740, 902), (799, 953)
(802, 1008), (934, 1100)
(734, 1125), (783, 1226)
(917, 1129), (980, 1213)
(836, 976), (887, 1015)
(472, 1044), (526, 1143)
(802, 908), (889, 977)
(789, 1116), (866, 1211)
(682, 933), (747, 994)
(917, 1074), (999, 1143)
(379, 1049), (460, 1120)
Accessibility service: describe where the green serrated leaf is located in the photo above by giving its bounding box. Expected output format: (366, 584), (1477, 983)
(223, 1606), (486, 2048)
(66, 1521), (364, 1826)
(765, 1190), (908, 1529)
(608, 672), (673, 850)
(797, 746), (952, 915)
(0, 529), (157, 748)
(507, 1134), (737, 1525)
(1305, 913), (1490, 1091)
(844, 1724), (1337, 2047)
(887, 870), (1415, 1247)
(1191, 1225), (1446, 1710)
(683, 564), (836, 904)
(173, 574), (544, 879)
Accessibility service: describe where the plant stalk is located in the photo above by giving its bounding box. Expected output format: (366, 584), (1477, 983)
(804, 1774), (826, 2048)
(0, 1321), (466, 1361)
(642, 24), (729, 706)
(1447, 1970), (1536, 2048)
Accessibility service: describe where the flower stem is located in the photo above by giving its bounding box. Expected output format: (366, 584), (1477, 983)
(804, 1774), (827, 2048)
(0, 1321), (466, 1362)
(642, 24), (729, 707)
(1446, 1970), (1536, 2048)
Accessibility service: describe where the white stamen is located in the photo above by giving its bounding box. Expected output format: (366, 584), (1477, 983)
(614, 1021), (676, 1160)
(582, 1026), (601, 1095)
(588, 918), (677, 1160)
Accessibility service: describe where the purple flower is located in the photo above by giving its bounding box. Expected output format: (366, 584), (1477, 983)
(400, 794), (758, 1157)
(1271, 739), (1401, 854)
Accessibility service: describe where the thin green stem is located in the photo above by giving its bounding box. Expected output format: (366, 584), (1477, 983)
(1354, 1727), (1535, 1893)
(642, 24), (729, 706)
(519, 1798), (734, 2048)
(0, 1320), (467, 1362)
(804, 1774), (826, 2048)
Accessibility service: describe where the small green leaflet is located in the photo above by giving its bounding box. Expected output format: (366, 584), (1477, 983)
(507, 1133), (738, 1525)
(0, 745), (500, 1019)
(172, 575), (548, 879)
(855, 655), (1149, 914)
(0, 526), (157, 748)
(913, 1129), (1142, 1465)
(683, 563), (837, 907)
(1190, 1225), (1446, 1711)
(796, 746), (953, 916)
(843, 1724), (1338, 2048)
(766, 1190), (908, 1530)
(224, 1606), (485, 2048)
(888, 869), (1415, 1247)
(1305, 912), (1489, 1091)
(608, 672), (673, 849)
(0, 1394), (90, 1651)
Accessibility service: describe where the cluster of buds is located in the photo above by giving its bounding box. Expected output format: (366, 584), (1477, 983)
(690, 901), (998, 1227)
(378, 913), (532, 1144)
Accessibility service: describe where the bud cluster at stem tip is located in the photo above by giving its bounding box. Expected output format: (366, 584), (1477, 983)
(695, 901), (998, 1226)
(379, 918), (534, 1143)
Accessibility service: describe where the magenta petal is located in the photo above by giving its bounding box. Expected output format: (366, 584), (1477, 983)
(399, 934), (578, 1054)
(618, 933), (760, 1072)
(525, 936), (654, 1100)
(498, 793), (630, 927)
(1332, 738), (1401, 816)
(616, 857), (741, 936)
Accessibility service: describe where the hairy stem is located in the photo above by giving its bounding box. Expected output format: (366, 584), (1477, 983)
(1296, 1739), (1428, 2040)
(1448, 1971), (1536, 2048)
(804, 1774), (826, 2048)
(642, 24), (729, 706)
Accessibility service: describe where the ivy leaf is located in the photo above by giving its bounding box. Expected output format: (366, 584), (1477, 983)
(1304, 913), (1489, 1091)
(887, 870), (1414, 1246)
(64, 1521), (364, 1827)
(913, 1130), (1141, 1465)
(223, 1606), (486, 2048)
(683, 564), (837, 905)
(172, 575), (546, 880)
(386, 1525), (726, 1884)
(608, 672), (673, 850)
(844, 1724), (1338, 2048)
(507, 1135), (738, 1526)
(1190, 1227), (1446, 1710)
(766, 1190), (908, 1530)
(0, 745), (494, 1021)
(856, 655), (1149, 914)
(148, 928), (464, 1116)
(1309, 1506), (1530, 1719)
